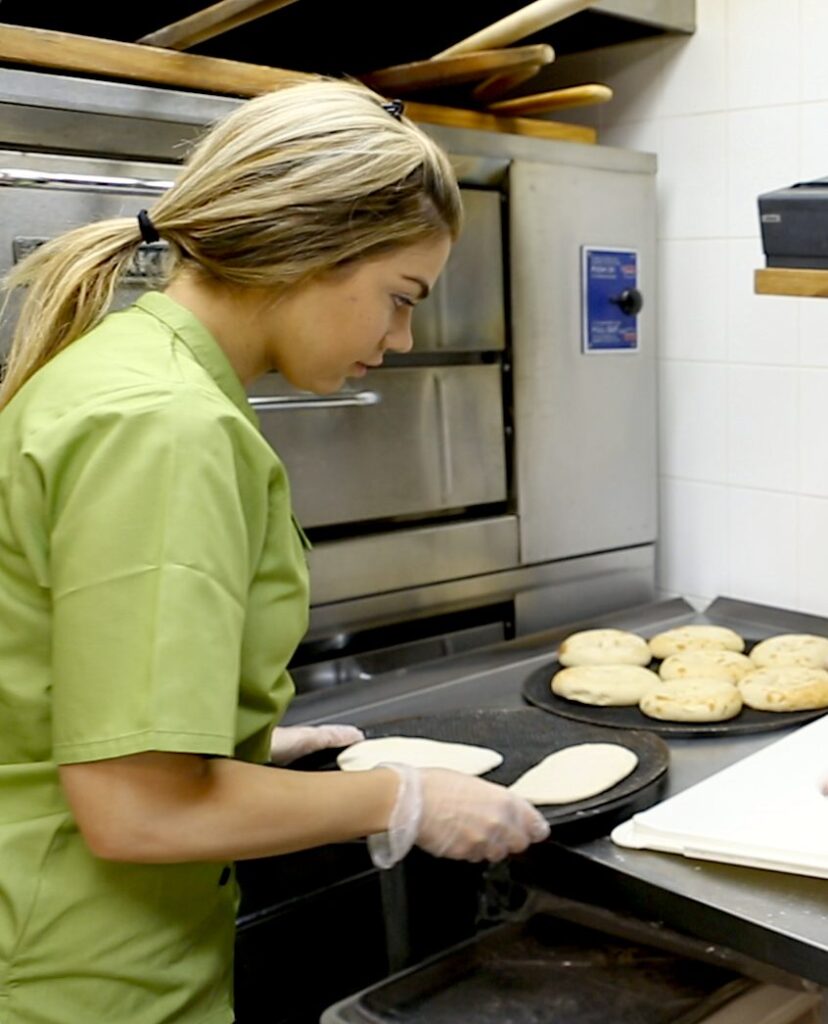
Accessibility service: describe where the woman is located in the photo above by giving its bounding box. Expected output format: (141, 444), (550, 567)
(0, 77), (550, 1024)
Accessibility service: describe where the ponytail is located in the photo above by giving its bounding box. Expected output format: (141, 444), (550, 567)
(0, 219), (143, 408)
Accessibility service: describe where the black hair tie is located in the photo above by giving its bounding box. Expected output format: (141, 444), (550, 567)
(381, 98), (405, 121)
(137, 209), (160, 244)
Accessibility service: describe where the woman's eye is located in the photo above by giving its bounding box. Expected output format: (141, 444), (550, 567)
(392, 294), (415, 309)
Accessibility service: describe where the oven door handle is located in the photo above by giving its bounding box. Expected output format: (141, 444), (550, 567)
(248, 390), (381, 412)
(0, 168), (175, 196)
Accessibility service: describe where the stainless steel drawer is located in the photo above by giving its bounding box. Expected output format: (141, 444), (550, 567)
(249, 364), (508, 528)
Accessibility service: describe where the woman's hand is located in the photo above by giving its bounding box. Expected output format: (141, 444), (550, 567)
(368, 764), (550, 868)
(269, 724), (365, 766)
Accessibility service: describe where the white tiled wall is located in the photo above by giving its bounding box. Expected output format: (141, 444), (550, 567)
(545, 0), (828, 613)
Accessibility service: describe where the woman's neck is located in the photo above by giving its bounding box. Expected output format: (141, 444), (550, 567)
(163, 275), (270, 386)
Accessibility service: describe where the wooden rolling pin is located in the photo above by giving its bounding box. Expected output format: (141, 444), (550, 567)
(362, 44), (554, 95)
(488, 83), (612, 115)
(433, 0), (594, 60)
(138, 0), (300, 50)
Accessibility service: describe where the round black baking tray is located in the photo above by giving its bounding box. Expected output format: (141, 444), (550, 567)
(292, 707), (669, 837)
(522, 657), (828, 737)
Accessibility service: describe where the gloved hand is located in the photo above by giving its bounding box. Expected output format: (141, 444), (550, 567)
(269, 724), (365, 766)
(368, 764), (550, 869)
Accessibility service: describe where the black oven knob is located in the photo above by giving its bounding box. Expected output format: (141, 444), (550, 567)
(610, 288), (644, 316)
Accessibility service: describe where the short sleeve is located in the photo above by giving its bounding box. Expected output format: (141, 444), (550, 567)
(40, 391), (257, 764)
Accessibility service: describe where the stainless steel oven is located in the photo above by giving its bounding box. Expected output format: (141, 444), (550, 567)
(0, 67), (658, 690)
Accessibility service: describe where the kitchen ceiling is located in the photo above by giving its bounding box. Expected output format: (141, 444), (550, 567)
(0, 2), (668, 78)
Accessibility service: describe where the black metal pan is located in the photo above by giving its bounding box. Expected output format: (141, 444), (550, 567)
(292, 707), (669, 840)
(523, 651), (828, 737)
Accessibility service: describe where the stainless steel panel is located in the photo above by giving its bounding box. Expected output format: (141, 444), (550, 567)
(306, 516), (520, 606)
(0, 150), (180, 356)
(426, 124), (656, 177)
(307, 542), (654, 638)
(594, 0), (695, 32)
(250, 365), (507, 528)
(0, 108), (203, 162)
(290, 621), (507, 692)
(509, 158), (657, 563)
(513, 543), (655, 634)
(411, 189), (505, 352)
(0, 68), (233, 162)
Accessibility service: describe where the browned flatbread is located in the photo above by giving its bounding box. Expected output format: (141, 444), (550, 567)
(639, 677), (742, 722)
(558, 628), (650, 667)
(749, 634), (828, 670)
(659, 650), (753, 684)
(738, 667), (828, 711)
(552, 665), (660, 706)
(648, 626), (745, 660)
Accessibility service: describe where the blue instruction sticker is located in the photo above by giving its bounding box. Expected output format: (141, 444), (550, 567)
(581, 246), (640, 354)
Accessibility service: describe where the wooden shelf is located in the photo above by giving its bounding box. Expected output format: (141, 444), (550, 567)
(755, 267), (828, 298)
(0, 24), (597, 145)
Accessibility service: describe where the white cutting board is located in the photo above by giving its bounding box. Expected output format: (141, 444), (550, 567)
(612, 713), (828, 878)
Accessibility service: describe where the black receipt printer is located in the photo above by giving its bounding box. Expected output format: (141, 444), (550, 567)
(759, 177), (828, 269)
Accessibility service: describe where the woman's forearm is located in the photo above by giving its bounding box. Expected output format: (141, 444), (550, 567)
(59, 752), (399, 863)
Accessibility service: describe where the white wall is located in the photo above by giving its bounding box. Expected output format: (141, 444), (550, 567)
(543, 0), (828, 614)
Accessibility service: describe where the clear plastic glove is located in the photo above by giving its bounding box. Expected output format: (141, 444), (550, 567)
(368, 764), (550, 869)
(269, 724), (365, 766)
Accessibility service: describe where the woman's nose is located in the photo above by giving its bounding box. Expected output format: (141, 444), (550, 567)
(384, 321), (414, 354)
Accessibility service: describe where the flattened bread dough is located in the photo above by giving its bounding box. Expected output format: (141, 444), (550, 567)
(336, 736), (503, 775)
(648, 626), (745, 660)
(659, 650), (753, 684)
(738, 666), (828, 711)
(552, 665), (660, 706)
(509, 743), (638, 805)
(558, 629), (650, 667)
(749, 634), (828, 670)
(639, 678), (742, 722)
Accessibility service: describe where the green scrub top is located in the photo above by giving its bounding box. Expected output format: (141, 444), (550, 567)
(0, 292), (310, 1024)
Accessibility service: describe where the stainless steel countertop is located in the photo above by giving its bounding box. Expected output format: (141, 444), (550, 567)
(285, 596), (828, 985)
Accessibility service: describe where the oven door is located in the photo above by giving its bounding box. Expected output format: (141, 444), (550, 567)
(248, 364), (507, 529)
(0, 151), (177, 355)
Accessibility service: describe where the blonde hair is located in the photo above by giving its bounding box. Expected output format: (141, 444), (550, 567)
(0, 76), (462, 408)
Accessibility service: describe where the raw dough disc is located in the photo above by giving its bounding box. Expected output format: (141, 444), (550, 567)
(509, 743), (638, 805)
(336, 736), (503, 775)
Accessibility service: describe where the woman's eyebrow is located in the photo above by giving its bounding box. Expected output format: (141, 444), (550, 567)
(402, 275), (430, 299)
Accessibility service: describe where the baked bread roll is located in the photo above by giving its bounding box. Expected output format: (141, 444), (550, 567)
(749, 634), (828, 670)
(659, 649), (753, 684)
(558, 628), (650, 667)
(738, 666), (828, 712)
(552, 665), (660, 706)
(639, 677), (743, 722)
(648, 625), (745, 660)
